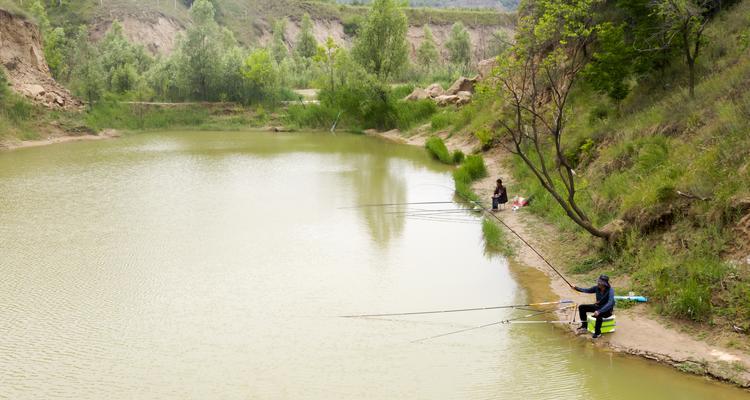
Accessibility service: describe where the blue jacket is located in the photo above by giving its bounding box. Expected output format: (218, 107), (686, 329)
(575, 284), (615, 314)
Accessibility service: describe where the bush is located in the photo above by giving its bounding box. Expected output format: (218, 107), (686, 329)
(474, 128), (493, 150)
(425, 136), (452, 164)
(452, 150), (465, 164)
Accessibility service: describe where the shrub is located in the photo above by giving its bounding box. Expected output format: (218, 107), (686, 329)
(474, 128), (493, 150)
(425, 136), (452, 164)
(452, 150), (465, 164)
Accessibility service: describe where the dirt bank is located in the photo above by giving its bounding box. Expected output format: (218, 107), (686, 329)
(0, 9), (81, 109)
(370, 126), (750, 389)
(0, 129), (120, 151)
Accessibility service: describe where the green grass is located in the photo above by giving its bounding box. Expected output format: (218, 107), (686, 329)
(482, 218), (515, 256)
(452, 154), (487, 201)
(489, 1), (750, 325)
(425, 136), (452, 164)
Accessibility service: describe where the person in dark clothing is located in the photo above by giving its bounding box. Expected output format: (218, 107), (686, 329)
(574, 275), (615, 338)
(492, 179), (508, 211)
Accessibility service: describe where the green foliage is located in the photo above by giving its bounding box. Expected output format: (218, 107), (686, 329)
(487, 29), (510, 57)
(462, 154), (488, 180)
(584, 23), (633, 101)
(85, 101), (210, 131)
(452, 150), (465, 164)
(296, 14), (318, 59)
(473, 128), (493, 150)
(284, 104), (340, 129)
(395, 99), (436, 130)
(417, 25), (439, 69)
(452, 154), (487, 202)
(425, 136), (452, 164)
(0, 67), (8, 101)
(446, 21), (471, 67)
(271, 18), (289, 63)
(242, 48), (280, 105)
(430, 111), (454, 131)
(342, 15), (363, 37)
(482, 219), (515, 256)
(352, 0), (409, 79)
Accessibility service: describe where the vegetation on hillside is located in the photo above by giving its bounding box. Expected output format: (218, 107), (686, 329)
(432, 0), (750, 328)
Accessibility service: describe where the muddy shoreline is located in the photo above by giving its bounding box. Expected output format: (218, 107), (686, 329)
(0, 129), (120, 151)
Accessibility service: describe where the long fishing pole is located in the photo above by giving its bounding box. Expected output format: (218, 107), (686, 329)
(338, 201), (456, 209)
(449, 189), (576, 289)
(340, 300), (573, 318)
(412, 306), (573, 343)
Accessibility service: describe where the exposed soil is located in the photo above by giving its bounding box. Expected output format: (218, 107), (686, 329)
(0, 129), (120, 151)
(371, 126), (750, 389)
(0, 9), (81, 110)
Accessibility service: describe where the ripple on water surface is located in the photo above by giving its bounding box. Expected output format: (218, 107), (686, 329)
(0, 131), (747, 400)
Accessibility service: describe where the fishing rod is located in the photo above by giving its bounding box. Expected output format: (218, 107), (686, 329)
(447, 189), (576, 290)
(412, 305), (574, 343)
(338, 201), (456, 209)
(340, 300), (573, 318)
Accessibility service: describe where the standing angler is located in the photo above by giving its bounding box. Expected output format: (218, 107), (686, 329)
(574, 275), (615, 338)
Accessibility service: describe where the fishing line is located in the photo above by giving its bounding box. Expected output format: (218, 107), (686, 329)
(411, 305), (573, 343)
(340, 300), (573, 318)
(338, 201), (456, 209)
(417, 183), (576, 290)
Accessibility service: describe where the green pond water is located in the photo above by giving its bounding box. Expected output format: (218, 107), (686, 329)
(0, 131), (747, 399)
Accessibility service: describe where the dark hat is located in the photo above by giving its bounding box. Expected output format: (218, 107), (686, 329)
(597, 275), (610, 285)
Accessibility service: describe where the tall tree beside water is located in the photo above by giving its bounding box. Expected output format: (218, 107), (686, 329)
(352, 0), (409, 80)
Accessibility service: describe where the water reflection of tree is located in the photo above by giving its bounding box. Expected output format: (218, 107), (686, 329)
(341, 152), (407, 248)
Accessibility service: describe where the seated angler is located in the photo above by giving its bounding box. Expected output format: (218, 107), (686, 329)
(574, 275), (615, 338)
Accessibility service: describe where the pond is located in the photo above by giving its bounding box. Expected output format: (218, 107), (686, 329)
(0, 131), (746, 399)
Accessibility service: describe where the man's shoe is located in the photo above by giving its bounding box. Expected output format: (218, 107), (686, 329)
(576, 327), (588, 334)
(592, 333), (602, 339)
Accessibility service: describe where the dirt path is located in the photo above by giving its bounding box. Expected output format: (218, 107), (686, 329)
(373, 126), (750, 388)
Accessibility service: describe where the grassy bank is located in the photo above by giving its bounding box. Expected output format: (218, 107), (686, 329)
(426, 1), (750, 333)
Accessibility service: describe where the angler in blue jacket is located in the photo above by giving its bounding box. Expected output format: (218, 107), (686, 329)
(574, 275), (615, 338)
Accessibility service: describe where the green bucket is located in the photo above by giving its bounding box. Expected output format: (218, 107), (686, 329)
(587, 315), (616, 334)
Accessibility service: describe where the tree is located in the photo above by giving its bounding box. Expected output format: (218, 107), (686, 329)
(74, 57), (105, 110)
(296, 14), (318, 59)
(271, 19), (288, 64)
(417, 25), (439, 69)
(352, 0), (408, 80)
(178, 0), (221, 100)
(27, 0), (66, 79)
(242, 48), (279, 105)
(488, 29), (511, 57)
(446, 22), (471, 67)
(492, 0), (612, 240)
(652, 0), (713, 98)
(315, 37), (343, 94)
(584, 23), (634, 102)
